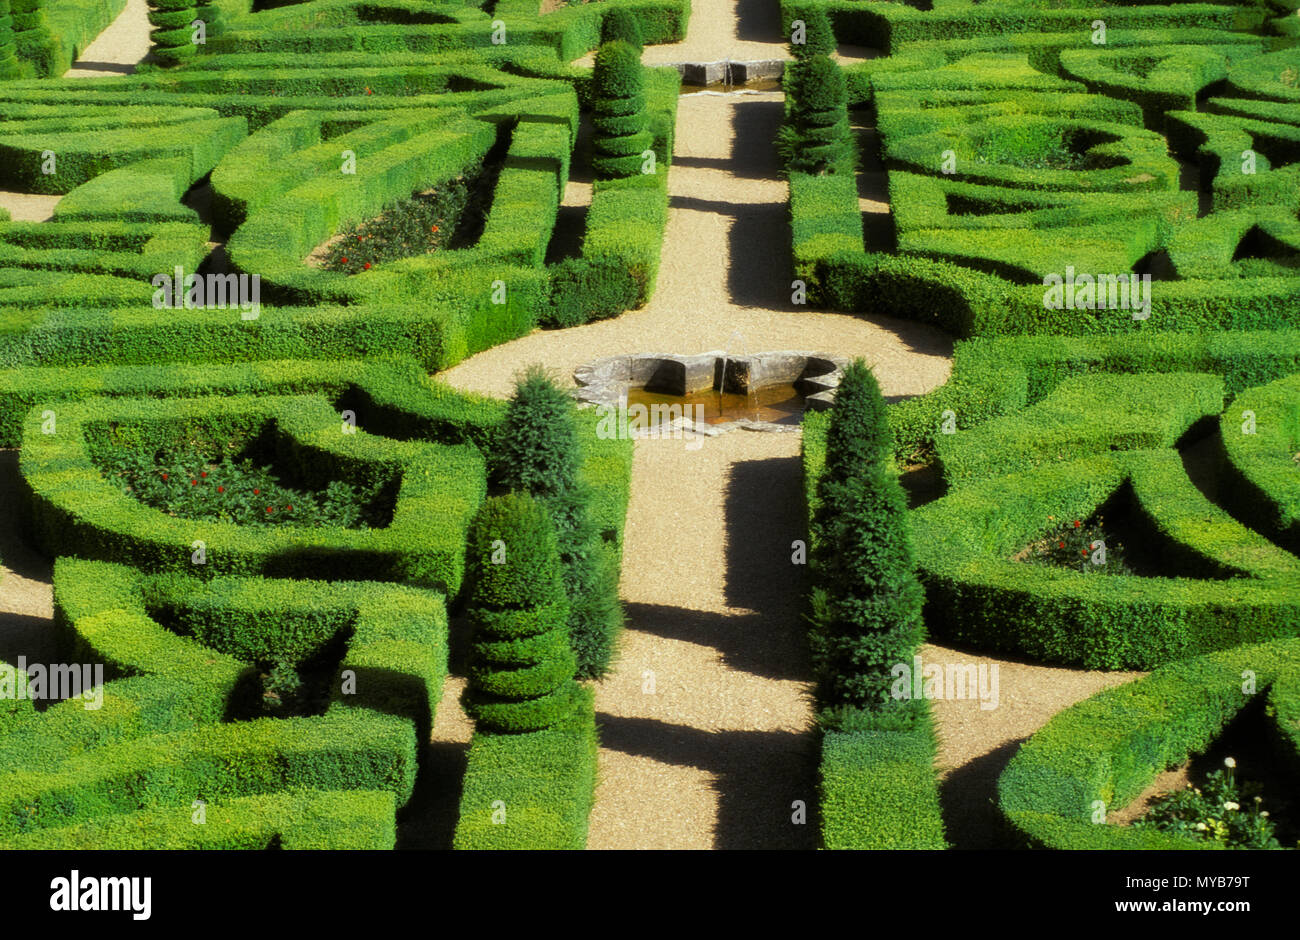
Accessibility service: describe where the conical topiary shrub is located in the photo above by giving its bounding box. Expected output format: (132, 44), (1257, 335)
(591, 40), (651, 179)
(491, 365), (623, 680)
(821, 358), (891, 485)
(147, 0), (207, 66)
(789, 6), (835, 59)
(809, 359), (924, 710)
(601, 7), (643, 50)
(461, 492), (580, 733)
(780, 54), (852, 174)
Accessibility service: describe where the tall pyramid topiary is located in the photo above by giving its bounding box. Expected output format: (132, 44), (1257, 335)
(780, 54), (853, 174)
(492, 366), (623, 679)
(591, 40), (651, 179)
(461, 492), (580, 733)
(789, 6), (835, 59)
(809, 359), (924, 710)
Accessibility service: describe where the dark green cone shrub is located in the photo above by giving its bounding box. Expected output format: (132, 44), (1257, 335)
(822, 359), (892, 484)
(601, 8), (643, 50)
(592, 40), (651, 179)
(492, 367), (624, 679)
(462, 493), (579, 733)
(780, 54), (852, 174)
(810, 360), (925, 710)
(790, 7), (835, 59)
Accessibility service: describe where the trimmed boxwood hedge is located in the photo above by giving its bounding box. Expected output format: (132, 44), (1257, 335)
(1217, 372), (1300, 553)
(999, 639), (1300, 849)
(914, 448), (1300, 669)
(6, 790), (398, 849)
(19, 393), (485, 593)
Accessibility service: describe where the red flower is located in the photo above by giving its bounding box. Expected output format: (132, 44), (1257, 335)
(191, 479), (198, 486)
(1059, 541), (1066, 549)
(363, 262), (371, 270)
(285, 505), (292, 511)
(431, 225), (439, 233)
(253, 489), (259, 495)
(1073, 520), (1081, 528)
(1081, 549), (1087, 556)
(340, 256), (348, 264)
(266, 507), (273, 513)
(161, 473), (168, 480)
(201, 471), (207, 478)
(217, 486), (224, 493)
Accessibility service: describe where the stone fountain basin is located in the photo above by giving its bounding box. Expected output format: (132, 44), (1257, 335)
(574, 350), (850, 434)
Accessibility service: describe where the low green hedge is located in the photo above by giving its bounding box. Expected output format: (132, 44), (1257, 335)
(914, 449), (1300, 669)
(819, 703), (947, 850)
(453, 685), (598, 849)
(936, 371), (1224, 486)
(0, 709), (417, 839)
(6, 789), (397, 849)
(0, 357), (501, 449)
(886, 330), (1300, 463)
(19, 393), (485, 593)
(1217, 372), (1300, 553)
(999, 639), (1300, 849)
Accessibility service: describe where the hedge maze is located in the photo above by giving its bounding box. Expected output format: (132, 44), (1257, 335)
(2, 0), (1299, 854)
(0, 0), (663, 849)
(786, 0), (1300, 849)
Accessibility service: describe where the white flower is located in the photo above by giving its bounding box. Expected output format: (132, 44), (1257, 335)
(1196, 823), (1208, 831)
(1255, 796), (1263, 802)
(1224, 757), (1237, 769)
(1261, 811), (1269, 818)
(1223, 802), (1240, 811)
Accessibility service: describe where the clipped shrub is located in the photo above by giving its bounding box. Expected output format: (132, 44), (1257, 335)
(780, 54), (853, 174)
(790, 6), (835, 59)
(544, 256), (641, 328)
(820, 359), (893, 485)
(810, 359), (925, 711)
(0, 0), (24, 79)
(462, 493), (579, 733)
(601, 7), (643, 50)
(591, 40), (651, 179)
(492, 367), (623, 678)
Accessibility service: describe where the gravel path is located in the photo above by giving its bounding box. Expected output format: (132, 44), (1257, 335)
(0, 452), (57, 668)
(568, 0), (880, 68)
(440, 93), (954, 399)
(926, 641), (1144, 848)
(585, 433), (820, 849)
(64, 0), (153, 78)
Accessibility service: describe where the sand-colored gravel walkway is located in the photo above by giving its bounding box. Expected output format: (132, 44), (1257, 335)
(440, 93), (953, 399)
(568, 0), (879, 68)
(923, 642), (1143, 848)
(0, 0), (153, 222)
(585, 433), (820, 849)
(64, 0), (153, 78)
(0, 452), (58, 668)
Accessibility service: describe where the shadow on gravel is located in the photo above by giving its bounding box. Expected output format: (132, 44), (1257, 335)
(937, 738), (1026, 849)
(595, 713), (821, 849)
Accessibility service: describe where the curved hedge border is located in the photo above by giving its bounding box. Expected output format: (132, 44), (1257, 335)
(1218, 372), (1300, 553)
(998, 639), (1300, 849)
(0, 556), (447, 846)
(7, 790), (397, 849)
(19, 393), (485, 592)
(914, 449), (1300, 669)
